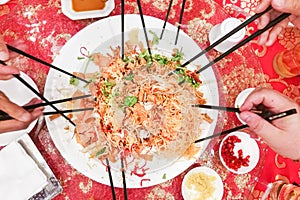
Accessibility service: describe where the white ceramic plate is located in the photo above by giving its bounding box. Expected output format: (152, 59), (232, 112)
(61, 0), (115, 20)
(44, 14), (220, 188)
(234, 88), (255, 124)
(219, 131), (260, 174)
(181, 166), (224, 200)
(0, 72), (38, 146)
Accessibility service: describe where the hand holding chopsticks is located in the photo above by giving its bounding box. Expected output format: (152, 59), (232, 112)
(194, 87), (300, 161)
(0, 94), (92, 121)
(194, 108), (297, 143)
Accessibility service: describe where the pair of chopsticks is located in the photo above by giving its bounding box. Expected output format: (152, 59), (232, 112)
(0, 60), (76, 125)
(120, 0), (152, 59)
(160, 0), (186, 45)
(0, 94), (91, 121)
(184, 7), (290, 74)
(106, 157), (128, 200)
(192, 104), (271, 116)
(0, 41), (91, 125)
(193, 107), (297, 143)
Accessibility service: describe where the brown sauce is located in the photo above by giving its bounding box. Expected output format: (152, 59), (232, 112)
(72, 0), (108, 12)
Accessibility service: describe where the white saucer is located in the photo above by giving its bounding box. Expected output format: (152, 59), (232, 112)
(234, 88), (255, 124)
(0, 0), (9, 5)
(0, 72), (39, 146)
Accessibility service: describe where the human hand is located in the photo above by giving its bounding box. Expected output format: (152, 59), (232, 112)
(0, 91), (44, 133)
(255, 0), (300, 46)
(239, 88), (300, 160)
(0, 35), (28, 80)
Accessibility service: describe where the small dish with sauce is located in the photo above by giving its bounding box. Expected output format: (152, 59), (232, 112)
(61, 0), (115, 20)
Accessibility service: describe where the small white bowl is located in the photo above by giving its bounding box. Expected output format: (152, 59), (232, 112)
(219, 131), (259, 174)
(182, 166), (224, 200)
(61, 0), (115, 20)
(234, 88), (255, 124)
(0, 0), (9, 5)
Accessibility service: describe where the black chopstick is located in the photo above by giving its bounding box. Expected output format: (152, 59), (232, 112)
(136, 0), (152, 59)
(194, 108), (297, 143)
(13, 74), (75, 126)
(0, 60), (75, 126)
(174, 0), (186, 45)
(0, 107), (93, 121)
(24, 94), (92, 110)
(192, 104), (240, 112)
(196, 12), (290, 74)
(121, 0), (125, 59)
(121, 157), (128, 200)
(43, 107), (93, 116)
(180, 6), (272, 68)
(0, 94), (91, 121)
(160, 0), (173, 39)
(6, 45), (90, 84)
(106, 158), (117, 200)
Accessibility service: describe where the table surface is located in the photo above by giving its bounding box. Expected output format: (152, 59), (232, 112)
(0, 0), (300, 199)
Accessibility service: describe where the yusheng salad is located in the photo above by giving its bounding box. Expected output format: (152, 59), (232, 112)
(67, 31), (213, 163)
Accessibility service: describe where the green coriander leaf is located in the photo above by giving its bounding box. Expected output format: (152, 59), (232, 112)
(124, 96), (138, 107)
(103, 81), (115, 88)
(171, 49), (184, 62)
(149, 30), (159, 45)
(77, 56), (85, 60)
(162, 173), (166, 179)
(96, 147), (107, 157)
(124, 73), (134, 81)
(69, 77), (79, 86)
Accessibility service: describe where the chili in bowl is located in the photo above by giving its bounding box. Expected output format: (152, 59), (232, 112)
(219, 131), (260, 174)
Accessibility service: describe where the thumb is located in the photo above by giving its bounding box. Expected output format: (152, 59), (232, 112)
(239, 111), (278, 139)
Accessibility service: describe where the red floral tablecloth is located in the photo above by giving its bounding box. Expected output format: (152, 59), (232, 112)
(0, 0), (300, 199)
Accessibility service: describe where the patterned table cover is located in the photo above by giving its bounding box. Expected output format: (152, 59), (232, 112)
(0, 0), (299, 199)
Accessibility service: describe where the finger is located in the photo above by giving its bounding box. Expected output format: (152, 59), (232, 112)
(9, 40), (28, 58)
(239, 111), (283, 144)
(257, 12), (271, 29)
(0, 93), (32, 122)
(257, 30), (270, 45)
(24, 98), (42, 106)
(265, 26), (284, 46)
(291, 16), (300, 28)
(255, 0), (272, 13)
(0, 120), (30, 133)
(0, 65), (20, 80)
(0, 35), (9, 61)
(239, 88), (292, 112)
(30, 108), (44, 119)
(272, 0), (300, 15)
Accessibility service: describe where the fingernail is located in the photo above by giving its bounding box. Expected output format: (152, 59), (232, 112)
(20, 113), (31, 122)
